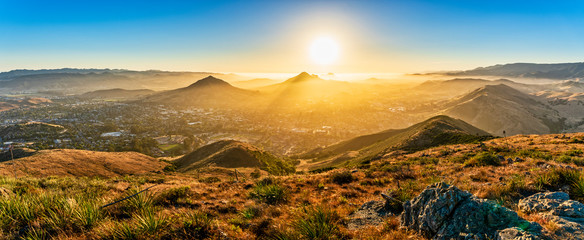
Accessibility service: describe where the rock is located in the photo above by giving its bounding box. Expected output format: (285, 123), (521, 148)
(518, 191), (584, 239)
(497, 227), (542, 240)
(400, 182), (542, 240)
(347, 200), (393, 230)
(518, 192), (571, 213)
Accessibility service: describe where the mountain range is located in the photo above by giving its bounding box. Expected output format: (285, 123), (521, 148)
(441, 62), (584, 79)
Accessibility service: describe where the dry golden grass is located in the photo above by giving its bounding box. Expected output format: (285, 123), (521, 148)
(0, 132), (583, 239)
(0, 149), (167, 177)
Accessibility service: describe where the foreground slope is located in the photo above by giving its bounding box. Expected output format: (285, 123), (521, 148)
(300, 115), (491, 170)
(174, 140), (294, 175)
(0, 149), (166, 177)
(441, 84), (563, 136)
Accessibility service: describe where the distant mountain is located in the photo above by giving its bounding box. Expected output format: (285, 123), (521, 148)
(0, 149), (166, 177)
(0, 68), (125, 80)
(80, 88), (155, 99)
(416, 78), (584, 97)
(301, 115), (491, 170)
(533, 91), (584, 132)
(259, 72), (353, 107)
(174, 140), (294, 175)
(141, 76), (258, 107)
(441, 84), (563, 136)
(442, 62), (584, 79)
(0, 68), (242, 94)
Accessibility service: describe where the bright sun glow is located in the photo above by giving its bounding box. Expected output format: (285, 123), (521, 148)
(309, 36), (339, 65)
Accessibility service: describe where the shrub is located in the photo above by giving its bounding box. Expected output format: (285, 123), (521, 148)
(566, 149), (583, 157)
(200, 177), (221, 183)
(156, 186), (190, 205)
(463, 152), (501, 167)
(162, 164), (177, 172)
(309, 167), (336, 174)
(556, 155), (573, 164)
(330, 171), (355, 185)
(250, 169), (262, 179)
(249, 179), (287, 205)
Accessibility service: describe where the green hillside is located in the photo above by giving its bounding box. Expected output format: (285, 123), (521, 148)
(174, 140), (294, 175)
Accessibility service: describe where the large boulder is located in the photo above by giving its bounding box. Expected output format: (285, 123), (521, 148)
(400, 182), (542, 240)
(518, 191), (584, 239)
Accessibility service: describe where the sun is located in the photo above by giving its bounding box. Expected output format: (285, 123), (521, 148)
(309, 36), (339, 65)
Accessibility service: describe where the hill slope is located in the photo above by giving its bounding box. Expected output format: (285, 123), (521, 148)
(441, 84), (563, 136)
(142, 76), (258, 107)
(0, 122), (66, 140)
(300, 115), (492, 170)
(0, 149), (166, 177)
(80, 88), (155, 99)
(174, 140), (294, 175)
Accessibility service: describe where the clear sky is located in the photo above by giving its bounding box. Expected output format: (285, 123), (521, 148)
(1, 0), (584, 73)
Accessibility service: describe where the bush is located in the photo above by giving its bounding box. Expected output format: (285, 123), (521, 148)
(156, 186), (190, 205)
(463, 152), (501, 167)
(330, 171), (355, 185)
(249, 179), (287, 205)
(200, 177), (221, 183)
(250, 169), (261, 179)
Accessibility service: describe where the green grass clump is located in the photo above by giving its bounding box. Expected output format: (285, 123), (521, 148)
(240, 206), (261, 219)
(516, 149), (552, 161)
(176, 211), (218, 239)
(463, 152), (501, 167)
(292, 206), (345, 240)
(330, 171), (355, 185)
(249, 178), (287, 205)
(533, 168), (584, 201)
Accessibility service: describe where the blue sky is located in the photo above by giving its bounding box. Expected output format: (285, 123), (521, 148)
(1, 0), (583, 73)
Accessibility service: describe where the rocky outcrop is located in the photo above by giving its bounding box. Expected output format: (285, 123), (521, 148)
(347, 193), (403, 230)
(519, 191), (584, 239)
(348, 200), (392, 230)
(400, 182), (542, 240)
